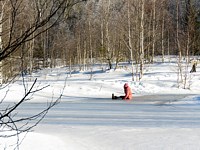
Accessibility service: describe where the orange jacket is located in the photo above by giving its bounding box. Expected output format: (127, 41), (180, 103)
(124, 85), (132, 100)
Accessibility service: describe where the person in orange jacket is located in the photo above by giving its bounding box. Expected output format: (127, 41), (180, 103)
(122, 83), (132, 100)
(112, 83), (133, 100)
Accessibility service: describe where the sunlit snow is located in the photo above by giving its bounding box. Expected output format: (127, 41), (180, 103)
(1, 56), (200, 150)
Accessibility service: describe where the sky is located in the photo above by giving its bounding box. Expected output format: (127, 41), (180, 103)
(1, 56), (200, 150)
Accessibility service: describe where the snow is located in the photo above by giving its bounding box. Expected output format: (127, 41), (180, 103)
(1, 57), (200, 150)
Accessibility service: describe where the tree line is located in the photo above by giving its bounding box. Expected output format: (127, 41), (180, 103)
(0, 1), (199, 147)
(0, 0), (200, 82)
(0, 1), (84, 149)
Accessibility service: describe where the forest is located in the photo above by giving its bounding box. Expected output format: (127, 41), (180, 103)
(0, 1), (200, 147)
(0, 0), (200, 82)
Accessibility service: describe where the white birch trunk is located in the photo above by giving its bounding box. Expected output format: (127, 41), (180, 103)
(161, 12), (165, 62)
(0, 1), (7, 83)
(167, 30), (170, 62)
(127, 0), (134, 81)
(105, 0), (112, 69)
(139, 0), (144, 80)
(176, 0), (183, 87)
(0, 1), (6, 52)
(152, 0), (156, 63)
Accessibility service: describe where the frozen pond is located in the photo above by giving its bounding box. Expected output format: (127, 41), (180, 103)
(3, 94), (200, 150)
(10, 94), (200, 128)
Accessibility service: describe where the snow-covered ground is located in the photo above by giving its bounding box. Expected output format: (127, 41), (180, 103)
(1, 57), (200, 150)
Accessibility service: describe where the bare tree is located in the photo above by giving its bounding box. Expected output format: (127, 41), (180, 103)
(125, 0), (135, 81)
(0, 0), (86, 148)
(139, 0), (145, 80)
(152, 0), (156, 63)
(183, 0), (198, 89)
(0, 78), (64, 149)
(176, 0), (183, 88)
(104, 0), (112, 69)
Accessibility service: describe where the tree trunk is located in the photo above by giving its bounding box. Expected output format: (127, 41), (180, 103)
(167, 30), (170, 62)
(105, 0), (112, 69)
(152, 0), (156, 63)
(127, 0), (134, 81)
(139, 0), (145, 80)
(161, 11), (165, 62)
(176, 0), (183, 87)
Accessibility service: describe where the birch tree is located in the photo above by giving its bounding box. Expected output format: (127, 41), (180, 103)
(121, 0), (135, 80)
(152, 0), (156, 63)
(176, 0), (183, 87)
(139, 0), (145, 80)
(0, 0), (87, 148)
(105, 0), (112, 69)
